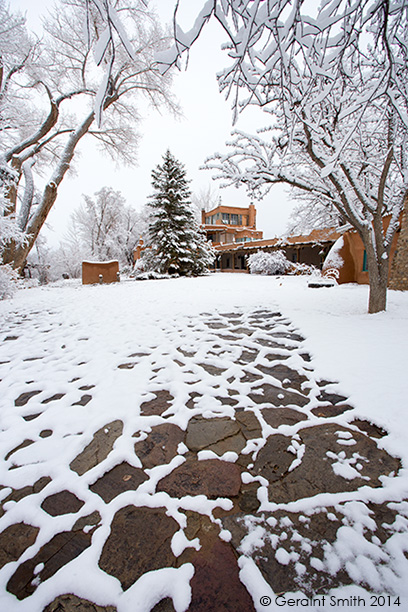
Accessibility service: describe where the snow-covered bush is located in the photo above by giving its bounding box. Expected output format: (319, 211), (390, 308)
(291, 262), (317, 276)
(135, 271), (171, 281)
(248, 250), (292, 275)
(0, 265), (19, 300)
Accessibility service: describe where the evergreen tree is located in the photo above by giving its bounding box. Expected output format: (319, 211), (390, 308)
(143, 150), (214, 275)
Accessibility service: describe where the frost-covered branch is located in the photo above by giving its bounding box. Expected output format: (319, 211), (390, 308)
(164, 0), (408, 312)
(1, 0), (177, 272)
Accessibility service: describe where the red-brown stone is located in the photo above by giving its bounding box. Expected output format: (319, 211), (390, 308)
(7, 530), (93, 600)
(140, 390), (173, 416)
(188, 538), (255, 611)
(41, 490), (84, 516)
(0, 523), (39, 570)
(134, 423), (185, 469)
(98, 505), (178, 591)
(89, 462), (148, 503)
(157, 459), (241, 499)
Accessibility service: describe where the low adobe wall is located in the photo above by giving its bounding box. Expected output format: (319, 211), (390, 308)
(82, 261), (119, 285)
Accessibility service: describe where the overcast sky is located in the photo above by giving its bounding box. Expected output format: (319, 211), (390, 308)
(12, 0), (293, 246)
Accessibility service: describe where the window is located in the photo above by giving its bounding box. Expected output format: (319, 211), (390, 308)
(362, 250), (368, 272)
(236, 237), (251, 243)
(230, 214), (239, 225)
(222, 213), (230, 224)
(205, 215), (217, 225)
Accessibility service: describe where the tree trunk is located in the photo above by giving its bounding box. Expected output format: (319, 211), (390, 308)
(3, 110), (96, 272)
(5, 181), (59, 271)
(368, 266), (388, 314)
(364, 236), (389, 314)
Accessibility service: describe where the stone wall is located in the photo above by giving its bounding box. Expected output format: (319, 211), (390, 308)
(389, 194), (408, 291)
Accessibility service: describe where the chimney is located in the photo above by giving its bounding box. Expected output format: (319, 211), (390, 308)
(249, 203), (256, 228)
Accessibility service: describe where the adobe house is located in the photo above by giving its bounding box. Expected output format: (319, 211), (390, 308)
(201, 203), (263, 245)
(133, 203), (263, 265)
(133, 200), (406, 285)
(199, 203), (341, 272)
(210, 226), (342, 273)
(82, 260), (120, 285)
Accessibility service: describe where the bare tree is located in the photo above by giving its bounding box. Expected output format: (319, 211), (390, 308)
(191, 184), (220, 219)
(1, 0), (178, 271)
(286, 194), (342, 237)
(66, 186), (142, 265)
(157, 0), (408, 313)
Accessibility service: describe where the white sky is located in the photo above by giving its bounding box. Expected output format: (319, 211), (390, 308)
(11, 0), (294, 246)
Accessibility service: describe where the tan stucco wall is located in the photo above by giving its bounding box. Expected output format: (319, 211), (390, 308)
(389, 195), (408, 290)
(82, 261), (119, 285)
(323, 227), (400, 285)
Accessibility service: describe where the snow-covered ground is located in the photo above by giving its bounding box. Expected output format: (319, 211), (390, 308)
(0, 274), (407, 611)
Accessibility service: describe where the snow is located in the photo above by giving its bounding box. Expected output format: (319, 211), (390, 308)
(324, 236), (344, 270)
(0, 274), (407, 611)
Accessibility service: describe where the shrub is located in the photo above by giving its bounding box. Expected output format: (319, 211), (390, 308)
(248, 250), (292, 275)
(291, 262), (318, 276)
(0, 265), (18, 300)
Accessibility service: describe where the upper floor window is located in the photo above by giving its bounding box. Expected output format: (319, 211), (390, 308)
(230, 214), (242, 225)
(222, 213), (230, 223)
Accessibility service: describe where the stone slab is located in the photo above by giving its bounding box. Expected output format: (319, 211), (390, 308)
(249, 384), (310, 408)
(261, 407), (308, 428)
(41, 490), (85, 516)
(44, 594), (117, 612)
(7, 529), (93, 600)
(99, 505), (178, 591)
(134, 423), (185, 469)
(89, 462), (148, 503)
(188, 537), (255, 611)
(70, 420), (123, 476)
(157, 459), (241, 499)
(185, 417), (241, 452)
(0, 523), (39, 570)
(140, 390), (173, 416)
(252, 424), (401, 504)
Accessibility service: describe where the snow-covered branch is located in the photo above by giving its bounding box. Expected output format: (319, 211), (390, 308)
(1, 0), (177, 272)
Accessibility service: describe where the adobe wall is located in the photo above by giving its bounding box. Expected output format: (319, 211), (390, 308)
(323, 226), (401, 285)
(347, 233), (368, 284)
(389, 195), (408, 290)
(82, 261), (119, 285)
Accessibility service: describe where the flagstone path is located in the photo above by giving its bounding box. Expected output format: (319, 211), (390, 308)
(0, 307), (406, 611)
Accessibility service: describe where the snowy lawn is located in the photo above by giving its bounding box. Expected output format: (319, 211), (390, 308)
(0, 273), (407, 611)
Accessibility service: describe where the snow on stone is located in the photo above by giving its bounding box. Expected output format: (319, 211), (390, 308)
(0, 275), (408, 610)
